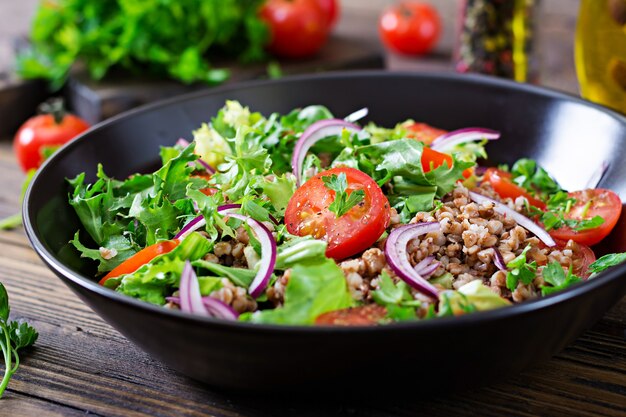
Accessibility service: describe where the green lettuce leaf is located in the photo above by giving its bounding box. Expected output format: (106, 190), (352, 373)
(241, 259), (353, 325)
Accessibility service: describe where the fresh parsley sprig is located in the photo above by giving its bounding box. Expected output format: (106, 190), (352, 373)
(527, 191), (605, 232)
(588, 252), (626, 275)
(0, 282), (38, 398)
(541, 262), (582, 295)
(506, 245), (537, 291)
(321, 173), (365, 218)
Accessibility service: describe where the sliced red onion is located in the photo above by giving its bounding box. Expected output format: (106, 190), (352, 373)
(196, 158), (216, 174)
(493, 247), (508, 271)
(585, 161), (609, 189)
(468, 191), (556, 247)
(344, 107), (368, 123)
(385, 222), (442, 299)
(225, 213), (276, 298)
(179, 261), (209, 316)
(174, 215), (206, 240)
(418, 261), (441, 279)
(431, 128), (501, 153)
(291, 119), (362, 185)
(166, 296), (239, 320)
(414, 256), (435, 274)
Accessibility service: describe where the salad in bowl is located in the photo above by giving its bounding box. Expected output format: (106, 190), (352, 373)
(67, 101), (625, 326)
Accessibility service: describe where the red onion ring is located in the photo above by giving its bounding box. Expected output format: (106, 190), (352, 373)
(173, 204), (276, 298)
(385, 222), (442, 299)
(468, 191), (556, 247)
(291, 119), (362, 185)
(179, 261), (210, 316)
(493, 247), (508, 271)
(431, 128), (501, 153)
(166, 296), (239, 320)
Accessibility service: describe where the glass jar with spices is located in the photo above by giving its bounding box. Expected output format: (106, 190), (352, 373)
(455, 0), (540, 82)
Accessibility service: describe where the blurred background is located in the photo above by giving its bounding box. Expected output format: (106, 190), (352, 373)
(0, 0), (584, 138)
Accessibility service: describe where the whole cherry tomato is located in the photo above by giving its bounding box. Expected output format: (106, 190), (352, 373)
(378, 1), (441, 55)
(260, 0), (330, 58)
(13, 99), (90, 172)
(316, 0), (340, 28)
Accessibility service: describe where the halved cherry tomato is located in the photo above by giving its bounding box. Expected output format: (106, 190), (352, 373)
(482, 168), (546, 210)
(315, 305), (388, 326)
(422, 147), (473, 179)
(549, 189), (622, 246)
(99, 240), (180, 285)
(542, 239), (596, 278)
(285, 167), (390, 260)
(406, 122), (446, 145)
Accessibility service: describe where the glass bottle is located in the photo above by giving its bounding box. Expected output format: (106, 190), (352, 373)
(575, 0), (626, 113)
(455, 0), (540, 82)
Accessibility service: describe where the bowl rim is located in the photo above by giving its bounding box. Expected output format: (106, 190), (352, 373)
(22, 70), (626, 334)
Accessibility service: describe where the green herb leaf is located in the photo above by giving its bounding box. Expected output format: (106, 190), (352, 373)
(0, 283), (9, 322)
(506, 245), (537, 291)
(241, 259), (353, 325)
(541, 262), (582, 295)
(588, 252), (626, 275)
(322, 173), (365, 218)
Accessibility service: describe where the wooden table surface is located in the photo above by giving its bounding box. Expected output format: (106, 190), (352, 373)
(1, 3), (626, 416)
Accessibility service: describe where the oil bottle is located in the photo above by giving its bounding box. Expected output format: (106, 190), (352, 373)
(576, 0), (626, 113)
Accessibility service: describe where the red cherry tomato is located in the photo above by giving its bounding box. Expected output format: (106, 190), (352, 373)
(482, 168), (547, 210)
(316, 0), (340, 28)
(99, 240), (180, 285)
(13, 112), (90, 172)
(549, 189), (622, 246)
(378, 1), (441, 55)
(285, 167), (390, 260)
(406, 122), (446, 145)
(422, 147), (472, 179)
(315, 305), (388, 326)
(260, 0), (330, 58)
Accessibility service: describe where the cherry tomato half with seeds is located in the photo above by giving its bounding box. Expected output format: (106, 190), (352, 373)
(549, 189), (622, 246)
(482, 168), (547, 210)
(285, 167), (390, 260)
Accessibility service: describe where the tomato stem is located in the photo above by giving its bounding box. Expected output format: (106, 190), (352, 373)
(38, 97), (66, 125)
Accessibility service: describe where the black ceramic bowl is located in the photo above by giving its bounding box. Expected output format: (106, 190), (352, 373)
(23, 72), (626, 391)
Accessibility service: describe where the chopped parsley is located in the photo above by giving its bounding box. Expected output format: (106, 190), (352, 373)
(506, 245), (537, 291)
(321, 173), (365, 218)
(540, 262), (582, 295)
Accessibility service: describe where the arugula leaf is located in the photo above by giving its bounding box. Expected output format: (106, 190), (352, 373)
(321, 173), (365, 218)
(588, 252), (626, 275)
(70, 231), (136, 274)
(541, 262), (582, 295)
(506, 245), (537, 291)
(0, 282), (38, 398)
(241, 259), (353, 325)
